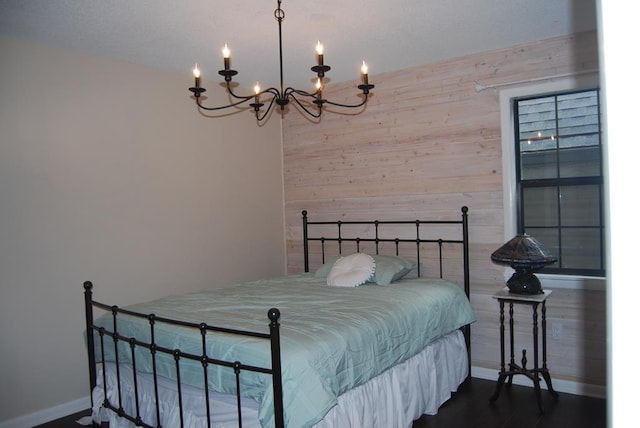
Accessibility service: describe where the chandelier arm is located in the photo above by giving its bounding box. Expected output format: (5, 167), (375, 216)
(255, 96), (278, 122)
(263, 87), (282, 98)
(225, 82), (262, 101)
(288, 93), (322, 118)
(286, 87), (318, 97)
(287, 87), (369, 109)
(287, 89), (323, 102)
(196, 96), (254, 111)
(321, 94), (369, 109)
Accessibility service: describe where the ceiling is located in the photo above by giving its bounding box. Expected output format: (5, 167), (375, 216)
(0, 0), (598, 90)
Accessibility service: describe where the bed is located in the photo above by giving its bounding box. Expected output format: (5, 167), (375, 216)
(84, 206), (474, 427)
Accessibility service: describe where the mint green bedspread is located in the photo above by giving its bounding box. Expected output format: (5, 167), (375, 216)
(92, 274), (476, 427)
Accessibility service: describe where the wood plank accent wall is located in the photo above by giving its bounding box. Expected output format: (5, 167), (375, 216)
(282, 31), (605, 391)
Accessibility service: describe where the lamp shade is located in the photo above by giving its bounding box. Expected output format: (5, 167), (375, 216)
(491, 234), (557, 294)
(491, 234), (557, 270)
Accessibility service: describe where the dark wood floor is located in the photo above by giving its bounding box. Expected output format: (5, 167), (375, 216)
(35, 378), (606, 428)
(413, 378), (606, 428)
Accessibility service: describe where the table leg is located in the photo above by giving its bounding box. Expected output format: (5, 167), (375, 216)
(532, 302), (543, 413)
(508, 302), (515, 386)
(541, 302), (559, 399)
(490, 300), (506, 403)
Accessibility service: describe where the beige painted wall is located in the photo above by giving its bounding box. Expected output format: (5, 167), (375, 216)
(0, 36), (284, 423)
(282, 31), (605, 393)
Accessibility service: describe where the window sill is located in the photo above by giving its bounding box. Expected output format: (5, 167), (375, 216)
(536, 273), (605, 291)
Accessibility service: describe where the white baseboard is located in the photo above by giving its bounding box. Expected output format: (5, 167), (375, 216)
(0, 396), (90, 428)
(471, 366), (607, 399)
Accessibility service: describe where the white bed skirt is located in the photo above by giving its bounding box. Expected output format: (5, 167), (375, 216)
(91, 329), (468, 428)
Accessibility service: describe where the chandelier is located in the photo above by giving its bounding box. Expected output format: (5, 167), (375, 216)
(188, 0), (374, 122)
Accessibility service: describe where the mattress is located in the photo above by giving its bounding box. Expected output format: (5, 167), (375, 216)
(91, 273), (475, 427)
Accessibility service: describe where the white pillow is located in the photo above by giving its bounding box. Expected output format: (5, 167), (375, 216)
(327, 253), (376, 287)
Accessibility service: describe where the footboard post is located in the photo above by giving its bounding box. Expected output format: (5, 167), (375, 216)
(84, 281), (97, 401)
(268, 308), (285, 428)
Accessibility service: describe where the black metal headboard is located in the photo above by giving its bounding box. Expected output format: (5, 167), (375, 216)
(302, 206), (471, 372)
(302, 206), (470, 299)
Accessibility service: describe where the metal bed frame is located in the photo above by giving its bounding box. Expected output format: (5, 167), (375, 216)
(84, 206), (470, 428)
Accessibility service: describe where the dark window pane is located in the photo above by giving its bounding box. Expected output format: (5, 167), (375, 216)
(560, 185), (601, 226)
(561, 228), (602, 270)
(520, 150), (557, 180)
(559, 146), (601, 178)
(558, 134), (599, 149)
(523, 187), (558, 227)
(518, 97), (556, 134)
(557, 92), (599, 136)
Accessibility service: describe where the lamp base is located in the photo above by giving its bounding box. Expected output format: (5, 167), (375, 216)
(506, 270), (543, 294)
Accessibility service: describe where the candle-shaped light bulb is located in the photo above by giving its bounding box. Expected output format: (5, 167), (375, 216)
(193, 63), (201, 87)
(222, 44), (231, 70)
(360, 61), (368, 75)
(254, 82), (261, 103)
(315, 78), (322, 98)
(316, 40), (324, 66)
(361, 61), (369, 85)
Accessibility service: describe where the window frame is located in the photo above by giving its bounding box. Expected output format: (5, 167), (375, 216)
(513, 88), (605, 277)
(498, 75), (605, 290)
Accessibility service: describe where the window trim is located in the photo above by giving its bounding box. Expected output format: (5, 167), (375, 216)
(498, 74), (605, 290)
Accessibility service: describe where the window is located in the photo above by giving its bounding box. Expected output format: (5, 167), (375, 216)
(514, 89), (604, 277)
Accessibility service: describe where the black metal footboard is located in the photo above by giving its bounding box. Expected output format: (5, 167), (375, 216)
(84, 281), (284, 428)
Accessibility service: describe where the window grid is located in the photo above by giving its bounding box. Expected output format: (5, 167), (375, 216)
(514, 89), (604, 277)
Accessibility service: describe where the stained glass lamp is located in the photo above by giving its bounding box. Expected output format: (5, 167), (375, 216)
(491, 234), (557, 294)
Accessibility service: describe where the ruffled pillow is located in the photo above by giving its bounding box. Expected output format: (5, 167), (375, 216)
(326, 253), (376, 287)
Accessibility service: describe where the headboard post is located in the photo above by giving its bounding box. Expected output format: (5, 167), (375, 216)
(461, 206), (470, 298)
(302, 210), (309, 272)
(415, 220), (422, 277)
(461, 206), (471, 371)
